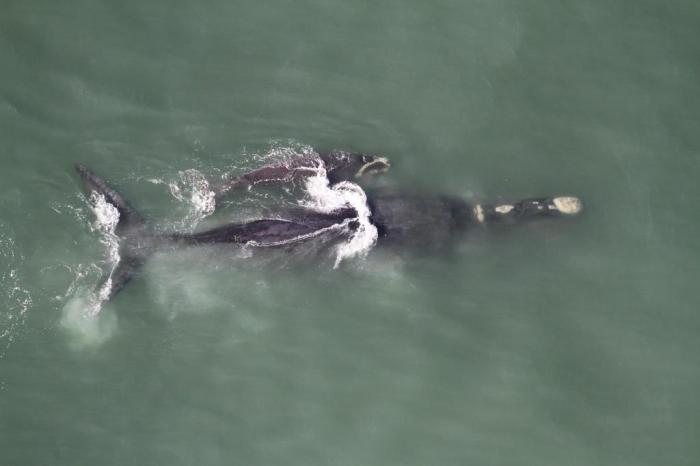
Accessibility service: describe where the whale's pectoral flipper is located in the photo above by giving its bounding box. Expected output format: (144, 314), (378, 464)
(75, 164), (154, 301)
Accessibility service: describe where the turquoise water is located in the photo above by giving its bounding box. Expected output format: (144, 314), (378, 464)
(2, 1), (700, 465)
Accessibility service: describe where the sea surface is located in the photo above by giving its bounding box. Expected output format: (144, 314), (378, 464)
(1, 1), (699, 465)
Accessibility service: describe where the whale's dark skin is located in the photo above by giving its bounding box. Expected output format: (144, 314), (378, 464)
(75, 164), (581, 300)
(168, 191), (580, 253)
(169, 208), (359, 247)
(211, 150), (390, 201)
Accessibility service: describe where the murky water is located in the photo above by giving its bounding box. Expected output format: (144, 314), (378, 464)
(1, 1), (699, 465)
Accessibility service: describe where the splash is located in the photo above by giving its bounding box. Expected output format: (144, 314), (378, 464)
(233, 143), (378, 266)
(84, 193), (122, 315)
(301, 163), (378, 268)
(167, 169), (215, 229)
(58, 193), (121, 324)
(56, 194), (123, 346)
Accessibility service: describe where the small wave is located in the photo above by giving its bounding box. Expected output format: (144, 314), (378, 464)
(49, 201), (91, 224)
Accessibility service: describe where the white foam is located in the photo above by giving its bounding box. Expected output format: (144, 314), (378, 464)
(168, 169), (215, 229)
(246, 219), (353, 249)
(553, 196), (583, 215)
(300, 164), (378, 268)
(257, 141), (316, 166)
(57, 262), (115, 339)
(58, 193), (122, 343)
(85, 193), (121, 316)
(90, 193), (120, 261)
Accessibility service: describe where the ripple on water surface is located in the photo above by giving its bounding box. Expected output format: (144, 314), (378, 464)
(0, 223), (33, 357)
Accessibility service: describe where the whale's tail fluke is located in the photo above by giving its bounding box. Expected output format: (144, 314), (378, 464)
(75, 164), (145, 233)
(75, 164), (154, 301)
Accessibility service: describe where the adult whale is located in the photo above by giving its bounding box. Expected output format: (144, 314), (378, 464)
(75, 164), (582, 300)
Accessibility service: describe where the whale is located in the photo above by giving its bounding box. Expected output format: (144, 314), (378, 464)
(211, 150), (390, 201)
(75, 163), (581, 301)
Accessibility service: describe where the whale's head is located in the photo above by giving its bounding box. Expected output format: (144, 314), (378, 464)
(319, 151), (391, 184)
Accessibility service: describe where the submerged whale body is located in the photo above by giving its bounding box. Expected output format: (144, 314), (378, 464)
(75, 162), (582, 301)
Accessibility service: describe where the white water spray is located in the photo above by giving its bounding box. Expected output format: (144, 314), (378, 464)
(58, 194), (121, 346)
(84, 193), (122, 316)
(167, 169), (216, 228)
(301, 162), (378, 268)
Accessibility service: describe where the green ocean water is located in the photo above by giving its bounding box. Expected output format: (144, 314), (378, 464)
(1, 0), (699, 465)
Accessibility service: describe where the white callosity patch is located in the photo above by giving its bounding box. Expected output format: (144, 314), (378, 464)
(473, 204), (485, 223)
(495, 204), (514, 214)
(553, 196), (583, 215)
(301, 162), (378, 268)
(356, 157), (390, 177)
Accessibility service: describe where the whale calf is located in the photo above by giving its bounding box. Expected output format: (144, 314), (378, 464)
(211, 150), (390, 201)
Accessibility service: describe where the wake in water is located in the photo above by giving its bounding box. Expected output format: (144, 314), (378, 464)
(63, 146), (384, 320)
